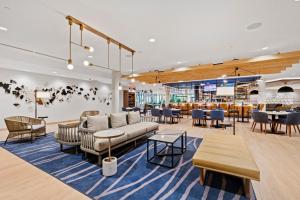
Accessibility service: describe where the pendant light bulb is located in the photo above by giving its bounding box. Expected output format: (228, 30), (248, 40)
(118, 85), (122, 90)
(89, 46), (94, 52)
(83, 60), (90, 66)
(67, 59), (74, 70)
(131, 78), (135, 83)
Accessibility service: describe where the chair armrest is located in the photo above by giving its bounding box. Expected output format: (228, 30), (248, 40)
(58, 121), (80, 128)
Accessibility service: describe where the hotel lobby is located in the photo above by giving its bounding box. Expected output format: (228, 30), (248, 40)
(0, 1), (300, 200)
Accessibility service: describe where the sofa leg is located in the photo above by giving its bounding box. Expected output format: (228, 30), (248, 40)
(4, 136), (9, 145)
(75, 146), (79, 155)
(98, 155), (102, 166)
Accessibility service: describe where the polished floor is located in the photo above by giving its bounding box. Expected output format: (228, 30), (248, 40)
(0, 118), (300, 200)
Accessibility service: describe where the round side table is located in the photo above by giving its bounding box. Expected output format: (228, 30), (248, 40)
(93, 129), (125, 176)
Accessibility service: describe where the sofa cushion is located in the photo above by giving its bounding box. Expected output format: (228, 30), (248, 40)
(94, 132), (127, 152)
(87, 115), (109, 131)
(128, 111), (141, 124)
(110, 113), (127, 128)
(140, 122), (159, 132)
(117, 124), (147, 140)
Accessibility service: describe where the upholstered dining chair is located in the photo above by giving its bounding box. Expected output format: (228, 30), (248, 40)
(210, 110), (224, 128)
(162, 108), (179, 124)
(151, 108), (162, 123)
(192, 109), (206, 127)
(251, 112), (271, 133)
(275, 112), (300, 137)
(4, 116), (46, 145)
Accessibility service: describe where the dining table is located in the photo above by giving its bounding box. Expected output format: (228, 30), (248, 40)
(265, 111), (290, 133)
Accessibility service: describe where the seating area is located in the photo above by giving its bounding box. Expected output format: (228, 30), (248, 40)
(1, 1), (300, 200)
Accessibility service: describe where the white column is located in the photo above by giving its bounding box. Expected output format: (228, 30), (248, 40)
(112, 71), (121, 113)
(257, 79), (266, 110)
(165, 87), (170, 106)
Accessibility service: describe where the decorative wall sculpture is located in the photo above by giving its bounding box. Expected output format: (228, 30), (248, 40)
(0, 80), (112, 107)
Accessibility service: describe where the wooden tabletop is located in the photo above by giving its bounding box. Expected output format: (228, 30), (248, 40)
(94, 129), (125, 139)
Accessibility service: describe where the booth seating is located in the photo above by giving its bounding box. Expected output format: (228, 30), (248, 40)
(192, 134), (260, 199)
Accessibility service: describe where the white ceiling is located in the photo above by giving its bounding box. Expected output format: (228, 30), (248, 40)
(0, 0), (300, 83)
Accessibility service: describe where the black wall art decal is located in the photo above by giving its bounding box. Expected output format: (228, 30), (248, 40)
(0, 80), (112, 107)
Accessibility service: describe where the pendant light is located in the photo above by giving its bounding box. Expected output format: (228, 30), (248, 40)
(67, 21), (74, 70)
(131, 52), (135, 82)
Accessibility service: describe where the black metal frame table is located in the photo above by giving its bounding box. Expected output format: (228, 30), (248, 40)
(147, 130), (187, 168)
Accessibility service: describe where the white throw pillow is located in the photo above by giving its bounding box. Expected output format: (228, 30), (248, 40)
(110, 113), (127, 128)
(128, 111), (141, 124)
(87, 115), (109, 131)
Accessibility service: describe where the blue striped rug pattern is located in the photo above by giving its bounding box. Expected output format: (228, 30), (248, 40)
(1, 134), (254, 200)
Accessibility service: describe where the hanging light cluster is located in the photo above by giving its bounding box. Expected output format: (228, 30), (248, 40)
(65, 16), (135, 73)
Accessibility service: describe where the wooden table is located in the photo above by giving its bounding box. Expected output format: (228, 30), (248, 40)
(265, 111), (290, 133)
(94, 129), (125, 176)
(192, 134), (260, 199)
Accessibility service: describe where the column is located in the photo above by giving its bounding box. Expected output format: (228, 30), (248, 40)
(112, 70), (121, 113)
(165, 86), (170, 106)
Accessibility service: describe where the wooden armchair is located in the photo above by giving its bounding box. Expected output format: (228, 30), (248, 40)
(4, 116), (46, 145)
(56, 122), (81, 154)
(80, 110), (100, 121)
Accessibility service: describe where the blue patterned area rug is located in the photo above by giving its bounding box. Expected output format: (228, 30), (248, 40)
(1, 134), (255, 200)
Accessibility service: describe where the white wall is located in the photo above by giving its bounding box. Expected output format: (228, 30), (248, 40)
(0, 68), (112, 128)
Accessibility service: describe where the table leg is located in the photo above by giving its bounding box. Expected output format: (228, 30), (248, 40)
(243, 178), (251, 199)
(271, 115), (276, 133)
(171, 143), (174, 168)
(199, 168), (206, 185)
(108, 138), (111, 162)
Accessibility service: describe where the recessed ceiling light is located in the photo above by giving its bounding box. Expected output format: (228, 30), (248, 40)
(177, 61), (183, 64)
(148, 38), (156, 43)
(142, 82), (146, 85)
(262, 46), (269, 50)
(88, 55), (93, 58)
(295, 0), (300, 2)
(222, 74), (227, 78)
(52, 71), (57, 74)
(0, 26), (8, 31)
(246, 22), (262, 30)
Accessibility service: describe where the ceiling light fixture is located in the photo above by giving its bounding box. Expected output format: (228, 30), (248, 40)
(83, 60), (90, 66)
(177, 61), (183, 64)
(246, 22), (262, 30)
(52, 71), (57, 74)
(118, 84), (122, 90)
(130, 51), (135, 83)
(223, 80), (228, 83)
(67, 59), (74, 70)
(142, 82), (146, 85)
(222, 74), (227, 78)
(149, 38), (156, 43)
(0, 26), (8, 31)
(88, 55), (93, 58)
(67, 21), (74, 70)
(84, 46), (94, 52)
(262, 46), (269, 50)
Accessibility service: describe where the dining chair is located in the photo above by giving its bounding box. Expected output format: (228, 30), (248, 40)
(151, 108), (162, 123)
(275, 112), (300, 137)
(192, 109), (206, 127)
(162, 108), (179, 124)
(210, 110), (224, 128)
(251, 112), (271, 133)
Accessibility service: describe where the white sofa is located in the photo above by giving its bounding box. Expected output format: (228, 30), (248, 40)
(79, 111), (159, 165)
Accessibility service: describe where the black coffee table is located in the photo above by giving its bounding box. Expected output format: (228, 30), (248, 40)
(147, 129), (187, 168)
